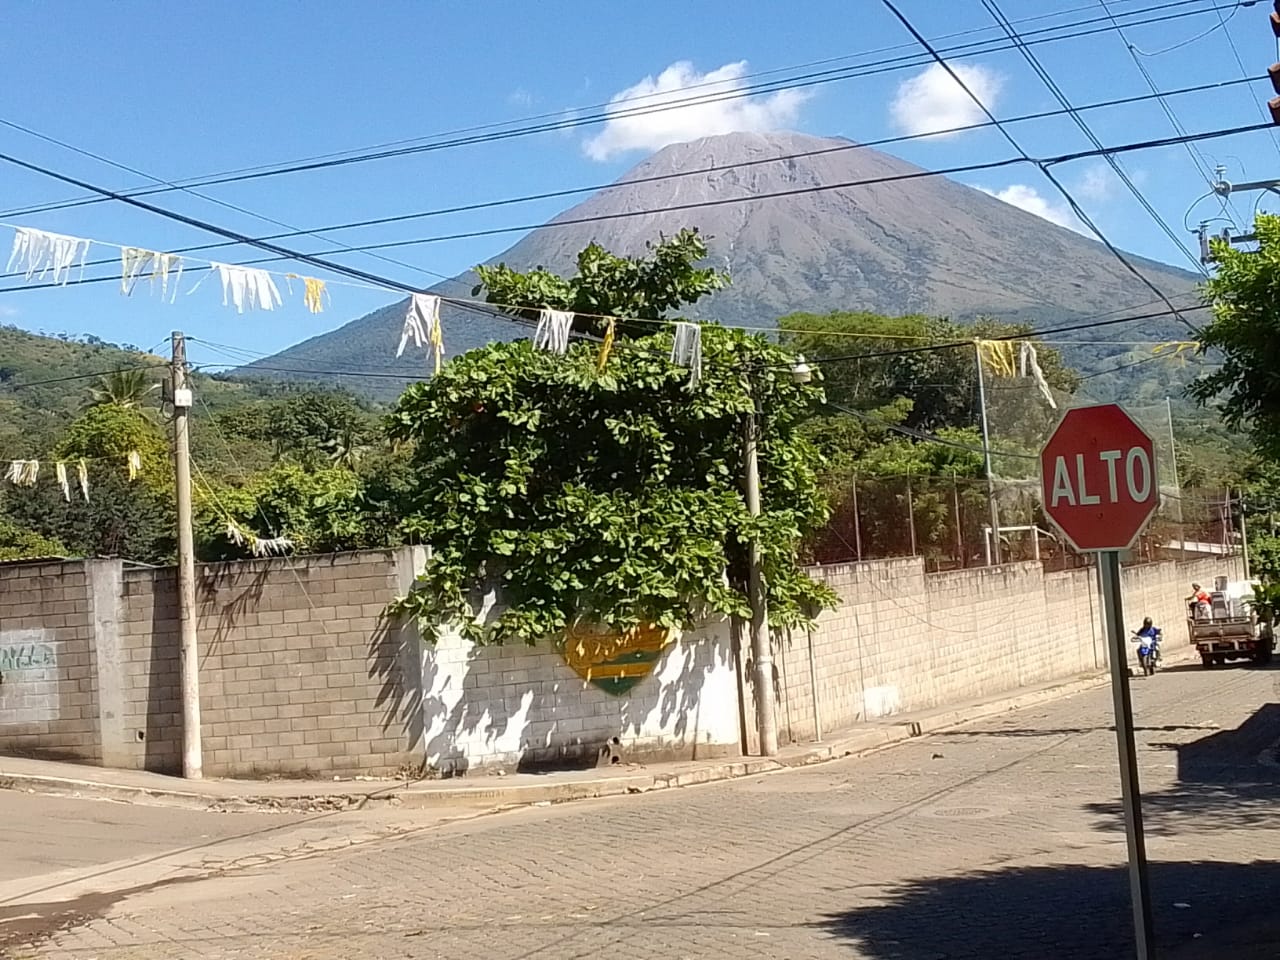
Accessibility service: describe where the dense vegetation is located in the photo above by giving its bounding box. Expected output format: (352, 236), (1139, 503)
(0, 223), (1266, 642)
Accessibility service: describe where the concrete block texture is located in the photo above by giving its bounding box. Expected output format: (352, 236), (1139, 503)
(763, 555), (1238, 746)
(0, 547), (1241, 779)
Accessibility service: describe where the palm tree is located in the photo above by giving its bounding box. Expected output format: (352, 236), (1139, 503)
(320, 427), (371, 469)
(84, 369), (159, 410)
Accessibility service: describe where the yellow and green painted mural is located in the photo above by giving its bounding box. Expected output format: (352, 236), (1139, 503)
(561, 623), (674, 695)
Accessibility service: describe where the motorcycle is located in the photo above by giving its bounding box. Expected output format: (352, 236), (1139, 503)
(1131, 627), (1162, 676)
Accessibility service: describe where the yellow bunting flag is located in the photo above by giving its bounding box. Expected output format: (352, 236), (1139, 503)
(977, 339), (1017, 378)
(597, 318), (616, 373)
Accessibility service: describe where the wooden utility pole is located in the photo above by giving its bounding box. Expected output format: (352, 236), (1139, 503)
(742, 383), (778, 757)
(171, 332), (203, 779)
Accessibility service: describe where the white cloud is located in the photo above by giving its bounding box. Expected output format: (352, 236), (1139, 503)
(508, 88), (534, 108)
(583, 60), (808, 162)
(0, 304), (17, 318)
(980, 184), (1082, 232)
(890, 62), (1003, 139)
(1076, 162), (1119, 202)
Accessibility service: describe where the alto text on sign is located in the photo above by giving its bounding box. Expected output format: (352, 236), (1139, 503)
(1039, 404), (1159, 553)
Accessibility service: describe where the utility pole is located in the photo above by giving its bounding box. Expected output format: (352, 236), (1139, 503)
(170, 332), (203, 780)
(1239, 492), (1252, 581)
(974, 341), (1001, 564)
(1166, 397), (1185, 561)
(742, 381), (779, 758)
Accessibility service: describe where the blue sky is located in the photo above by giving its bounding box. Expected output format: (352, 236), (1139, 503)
(0, 0), (1276, 369)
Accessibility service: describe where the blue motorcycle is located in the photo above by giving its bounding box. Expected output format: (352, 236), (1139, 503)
(1131, 624), (1162, 677)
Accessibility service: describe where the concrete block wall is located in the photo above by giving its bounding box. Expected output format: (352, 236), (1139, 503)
(115, 551), (418, 777)
(0, 560), (104, 762)
(769, 554), (1243, 746)
(0, 549), (740, 778)
(422, 617), (739, 775)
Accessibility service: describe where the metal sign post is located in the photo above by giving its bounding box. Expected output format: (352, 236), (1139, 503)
(1040, 404), (1161, 960)
(1098, 549), (1156, 960)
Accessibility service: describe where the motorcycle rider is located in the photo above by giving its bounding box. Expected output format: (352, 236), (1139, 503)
(1133, 617), (1162, 668)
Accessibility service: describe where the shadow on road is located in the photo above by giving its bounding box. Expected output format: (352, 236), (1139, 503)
(929, 724), (1217, 739)
(1087, 703), (1280, 836)
(1157, 661), (1280, 675)
(815, 860), (1280, 959)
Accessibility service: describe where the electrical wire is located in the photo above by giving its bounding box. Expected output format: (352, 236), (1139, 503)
(766, 303), (1212, 371)
(0, 119), (1271, 306)
(6, 363), (170, 390)
(1096, 0), (1247, 229)
(1, 73), (1259, 289)
(883, 0), (1203, 335)
(0, 147), (525, 333)
(985, 0), (1208, 272)
(0, 116), (454, 287)
(1209, 0), (1280, 164)
(0, 0), (1247, 222)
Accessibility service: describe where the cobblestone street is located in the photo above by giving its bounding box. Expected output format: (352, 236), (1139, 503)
(5, 662), (1278, 959)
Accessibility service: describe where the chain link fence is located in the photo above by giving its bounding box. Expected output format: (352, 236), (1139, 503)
(807, 473), (1238, 571)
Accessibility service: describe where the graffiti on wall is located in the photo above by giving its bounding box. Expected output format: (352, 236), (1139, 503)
(0, 642), (56, 671)
(561, 624), (673, 696)
(0, 629), (60, 725)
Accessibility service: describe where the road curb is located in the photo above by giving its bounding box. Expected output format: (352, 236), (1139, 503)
(0, 671), (1116, 813)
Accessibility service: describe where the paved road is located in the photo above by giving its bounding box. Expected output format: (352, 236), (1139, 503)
(0, 793), (310, 886)
(3, 661), (1278, 959)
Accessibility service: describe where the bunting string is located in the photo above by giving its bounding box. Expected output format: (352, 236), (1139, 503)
(1, 452), (138, 498)
(7, 227), (90, 285)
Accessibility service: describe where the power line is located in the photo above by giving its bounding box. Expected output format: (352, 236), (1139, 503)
(2, 74), (1259, 288)
(0, 117), (453, 286)
(0, 0), (1245, 222)
(0, 120), (1264, 302)
(1096, 0), (1250, 229)
(6, 363), (169, 390)
(985, 0), (1207, 275)
(882, 0), (1203, 336)
(779, 304), (1212, 369)
(0, 147), (522, 332)
(1209, 0), (1280, 163)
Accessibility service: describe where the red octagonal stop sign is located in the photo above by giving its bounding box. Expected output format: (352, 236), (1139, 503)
(1040, 403), (1159, 552)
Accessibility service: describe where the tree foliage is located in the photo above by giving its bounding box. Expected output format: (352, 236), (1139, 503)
(1191, 214), (1280, 457)
(195, 462), (391, 560)
(780, 311), (1077, 432)
(0, 516), (67, 561)
(1, 405), (175, 562)
(84, 368), (159, 410)
(387, 329), (835, 645)
(474, 228), (728, 338)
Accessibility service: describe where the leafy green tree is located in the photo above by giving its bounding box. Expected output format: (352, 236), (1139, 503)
(1191, 214), (1280, 456)
(211, 389), (379, 470)
(779, 311), (1077, 433)
(0, 404), (175, 562)
(387, 330), (834, 645)
(0, 517), (67, 561)
(474, 228), (728, 338)
(84, 368), (159, 410)
(58, 403), (169, 472)
(194, 462), (394, 560)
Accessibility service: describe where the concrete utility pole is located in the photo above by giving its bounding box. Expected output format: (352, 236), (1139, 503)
(742, 389), (779, 757)
(1239, 491), (1252, 581)
(170, 332), (203, 780)
(1166, 397), (1185, 560)
(974, 341), (1002, 564)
